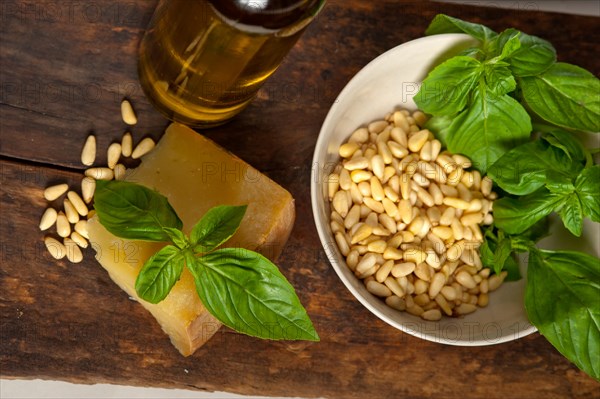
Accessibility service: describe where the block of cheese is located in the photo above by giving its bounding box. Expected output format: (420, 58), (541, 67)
(88, 123), (295, 356)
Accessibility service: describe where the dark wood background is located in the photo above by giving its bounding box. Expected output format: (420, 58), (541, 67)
(1, 1), (599, 398)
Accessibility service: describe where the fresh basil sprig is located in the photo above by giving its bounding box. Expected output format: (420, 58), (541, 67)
(420, 15), (600, 380)
(93, 180), (319, 342)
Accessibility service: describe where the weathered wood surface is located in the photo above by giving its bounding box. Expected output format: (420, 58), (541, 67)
(1, 1), (599, 398)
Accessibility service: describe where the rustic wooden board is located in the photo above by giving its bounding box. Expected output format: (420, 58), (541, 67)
(1, 0), (599, 398)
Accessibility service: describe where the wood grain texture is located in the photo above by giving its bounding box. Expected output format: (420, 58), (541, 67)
(1, 0), (599, 398)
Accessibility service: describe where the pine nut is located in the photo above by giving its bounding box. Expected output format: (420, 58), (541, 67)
(368, 120), (388, 134)
(81, 135), (96, 166)
(366, 280), (392, 297)
(386, 295), (406, 311)
(346, 250), (359, 270)
(456, 271), (477, 289)
(393, 111), (410, 132)
(370, 154), (385, 180)
(67, 191), (88, 216)
(38, 207), (58, 231)
(447, 168), (463, 186)
(349, 127), (369, 143)
(63, 237), (83, 263)
(63, 199), (80, 224)
(56, 212), (71, 238)
(344, 205), (360, 229)
(339, 169), (351, 190)
(431, 226), (453, 240)
(351, 170), (372, 183)
(121, 99), (137, 125)
(443, 197), (471, 210)
(478, 293), (489, 307)
(332, 191), (349, 218)
(131, 137), (155, 159)
(421, 309), (442, 321)
(406, 304), (424, 316)
(335, 232), (350, 256)
(384, 277), (405, 297)
(44, 236), (66, 260)
(121, 132), (133, 157)
(408, 130), (429, 152)
(419, 141), (433, 161)
(387, 141), (409, 159)
(488, 271), (507, 291)
(425, 250), (442, 269)
(363, 197), (384, 213)
(328, 173), (340, 200)
(376, 141), (393, 164)
(74, 220), (89, 239)
(351, 224), (373, 244)
(70, 231), (88, 248)
(350, 183), (363, 205)
(414, 262), (432, 282)
(370, 177), (385, 201)
(378, 213), (397, 234)
(358, 181), (371, 197)
(481, 177), (493, 197)
(435, 294), (453, 316)
(44, 184), (68, 201)
(85, 167), (114, 180)
(460, 212), (484, 226)
(455, 303), (477, 315)
(375, 260), (394, 283)
(356, 253), (378, 274)
(429, 272), (446, 298)
(480, 279), (489, 294)
(339, 142), (359, 158)
(383, 247), (403, 260)
(107, 142), (122, 169)
(81, 177), (96, 203)
(452, 154), (472, 169)
(367, 240), (387, 253)
(440, 286), (458, 301)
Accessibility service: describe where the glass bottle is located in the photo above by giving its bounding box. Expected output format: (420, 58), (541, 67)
(138, 0), (325, 127)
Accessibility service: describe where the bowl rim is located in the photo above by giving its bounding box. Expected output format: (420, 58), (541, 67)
(310, 33), (538, 346)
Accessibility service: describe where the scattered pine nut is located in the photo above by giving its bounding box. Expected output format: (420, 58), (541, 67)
(74, 220), (89, 239)
(39, 208), (58, 231)
(70, 231), (88, 248)
(44, 184), (68, 201)
(63, 198), (80, 224)
(131, 137), (155, 159)
(44, 236), (66, 259)
(107, 142), (122, 169)
(121, 132), (133, 157)
(121, 99), (137, 125)
(81, 135), (96, 166)
(64, 238), (83, 263)
(56, 212), (71, 238)
(81, 177), (96, 203)
(114, 163), (126, 180)
(67, 191), (88, 217)
(85, 167), (114, 180)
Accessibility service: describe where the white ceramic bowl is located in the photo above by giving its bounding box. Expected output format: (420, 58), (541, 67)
(311, 33), (600, 346)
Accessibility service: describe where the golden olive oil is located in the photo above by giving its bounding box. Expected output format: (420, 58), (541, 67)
(138, 0), (324, 127)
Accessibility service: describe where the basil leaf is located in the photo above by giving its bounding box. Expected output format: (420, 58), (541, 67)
(445, 88), (531, 172)
(94, 180), (183, 242)
(191, 205), (247, 252)
(424, 115), (452, 146)
(494, 188), (565, 234)
(188, 248), (319, 341)
(545, 170), (575, 195)
(493, 236), (513, 276)
(575, 165), (600, 222)
(493, 28), (556, 77)
(487, 140), (582, 196)
(538, 126), (587, 162)
(525, 250), (600, 380)
(414, 56), (483, 116)
(135, 245), (185, 304)
(483, 63), (516, 96)
(558, 194), (583, 237)
(521, 62), (600, 132)
(425, 14), (497, 44)
(164, 227), (189, 249)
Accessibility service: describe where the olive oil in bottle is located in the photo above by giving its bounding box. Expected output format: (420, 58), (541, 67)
(138, 0), (324, 127)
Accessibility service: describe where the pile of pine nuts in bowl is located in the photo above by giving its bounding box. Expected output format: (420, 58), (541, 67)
(310, 34), (537, 345)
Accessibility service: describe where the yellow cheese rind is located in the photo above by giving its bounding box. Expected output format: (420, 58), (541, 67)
(88, 123), (295, 356)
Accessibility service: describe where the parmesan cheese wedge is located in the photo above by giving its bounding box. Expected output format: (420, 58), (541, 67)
(88, 123), (295, 356)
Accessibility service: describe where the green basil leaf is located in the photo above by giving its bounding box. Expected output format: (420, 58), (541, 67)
(558, 194), (584, 236)
(191, 205), (247, 252)
(94, 180), (183, 242)
(483, 63), (516, 96)
(135, 245), (185, 304)
(188, 248), (319, 341)
(521, 62), (600, 132)
(424, 115), (453, 147)
(545, 170), (575, 195)
(493, 237), (513, 276)
(502, 255), (522, 282)
(445, 88), (531, 172)
(525, 250), (600, 380)
(538, 125), (587, 162)
(575, 165), (600, 222)
(493, 28), (556, 77)
(425, 14), (497, 44)
(487, 140), (582, 195)
(516, 216), (551, 244)
(480, 238), (495, 268)
(493, 188), (566, 234)
(163, 227), (189, 249)
(414, 56), (483, 116)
